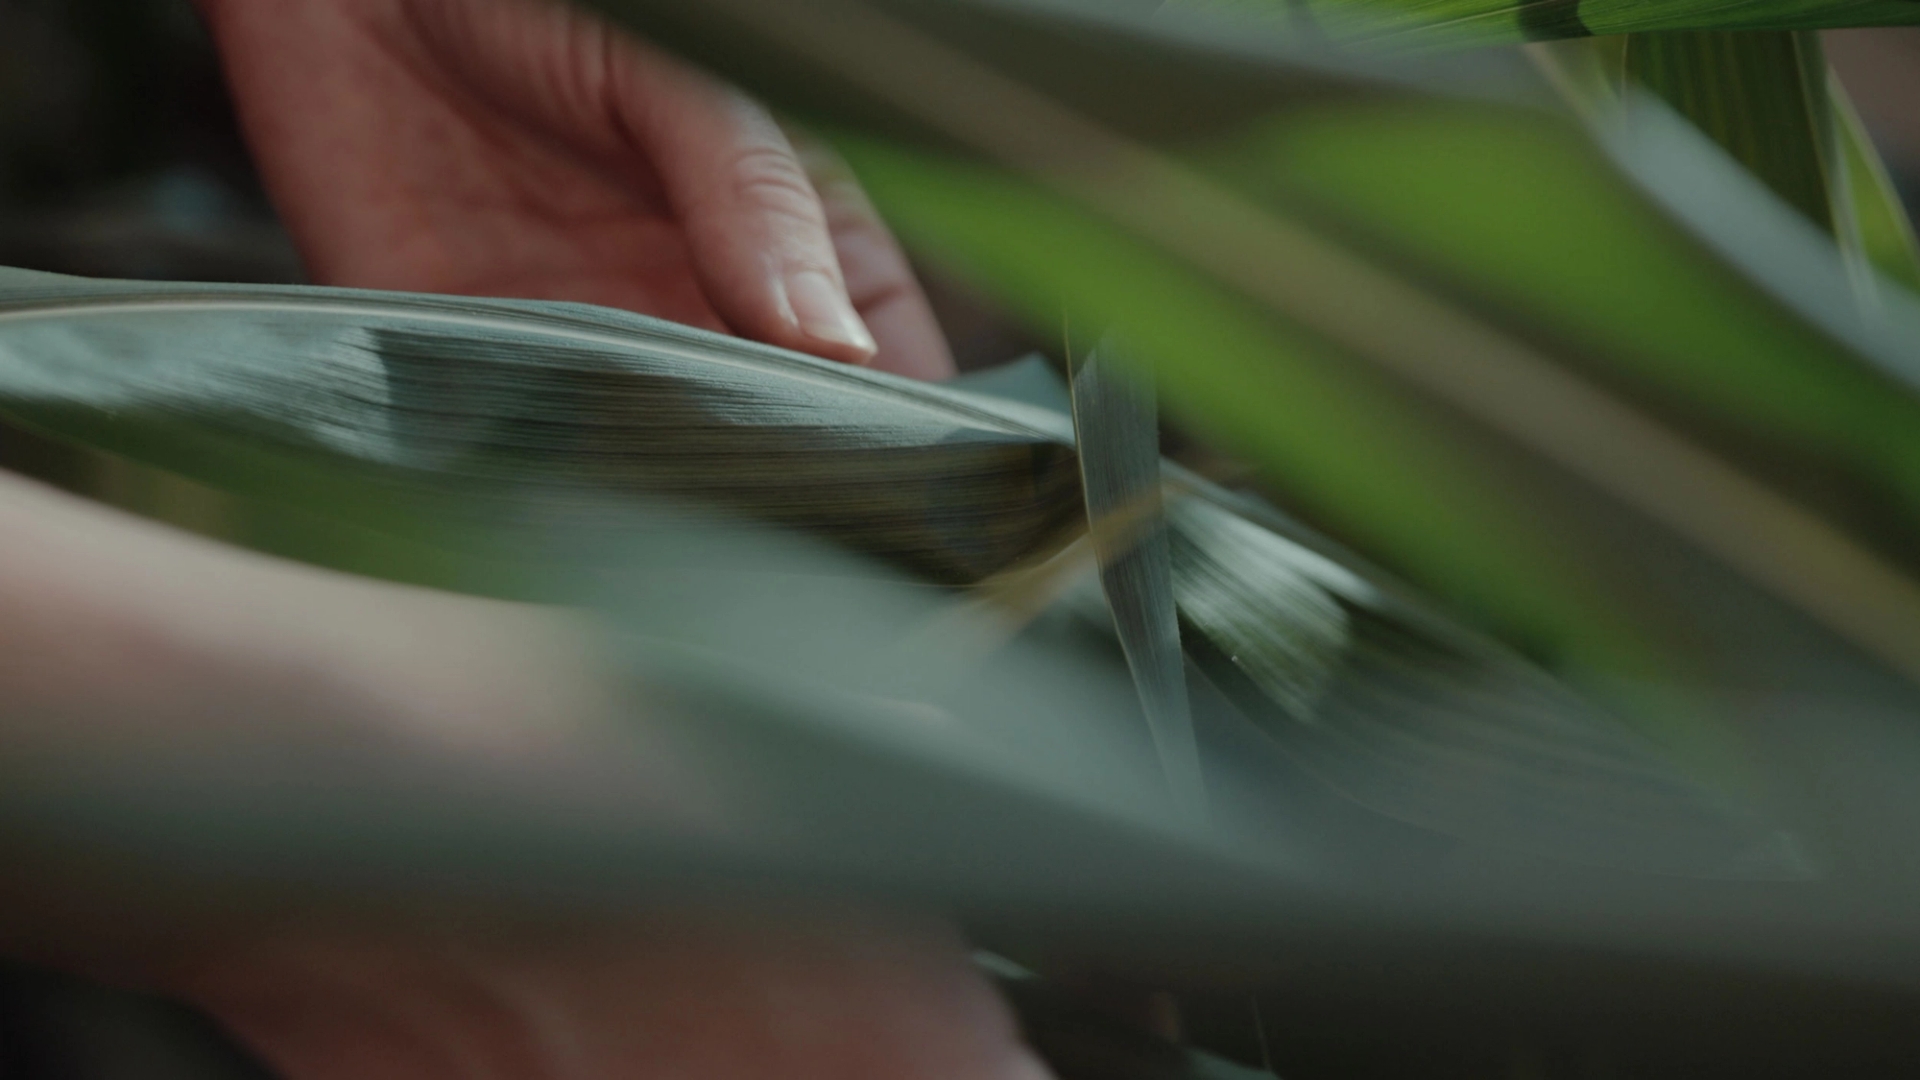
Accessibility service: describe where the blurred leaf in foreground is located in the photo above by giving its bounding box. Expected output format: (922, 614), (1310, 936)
(1071, 335), (1204, 815)
(1170, 0), (1920, 49)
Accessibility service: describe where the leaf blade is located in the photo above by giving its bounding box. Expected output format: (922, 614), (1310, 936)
(1071, 335), (1206, 816)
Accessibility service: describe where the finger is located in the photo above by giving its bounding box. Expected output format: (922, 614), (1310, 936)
(791, 130), (958, 381)
(623, 64), (881, 365)
(397, 0), (876, 364)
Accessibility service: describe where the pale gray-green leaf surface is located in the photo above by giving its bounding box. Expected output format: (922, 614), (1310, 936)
(0, 267), (1764, 877)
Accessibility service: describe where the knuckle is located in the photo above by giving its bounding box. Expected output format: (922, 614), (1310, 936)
(727, 145), (824, 221)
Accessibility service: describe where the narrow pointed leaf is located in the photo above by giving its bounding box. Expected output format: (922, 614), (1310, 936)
(1168, 486), (1771, 872)
(1831, 70), (1920, 295)
(1550, 31), (1919, 300)
(0, 267), (1770, 870)
(1071, 336), (1205, 816)
(976, 358), (1773, 868)
(1169, 0), (1920, 49)
(0, 270), (1085, 591)
(1624, 30), (1835, 231)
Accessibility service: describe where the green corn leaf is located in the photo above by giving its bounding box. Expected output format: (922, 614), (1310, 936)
(1233, 98), (1920, 510)
(0, 269), (1084, 590)
(1623, 30), (1836, 231)
(836, 135), (1628, 659)
(1070, 336), (1206, 816)
(0, 470), (1829, 1002)
(1831, 69), (1920, 295)
(1557, 29), (1919, 302)
(1169, 0), (1920, 49)
(0, 266), (1772, 869)
(1211, 96), (1920, 618)
(578, 0), (1533, 153)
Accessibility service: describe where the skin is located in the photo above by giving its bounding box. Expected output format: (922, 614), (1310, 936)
(195, 0), (957, 380)
(0, 0), (1037, 1074)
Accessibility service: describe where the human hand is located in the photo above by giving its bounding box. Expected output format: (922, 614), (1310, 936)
(195, 0), (957, 379)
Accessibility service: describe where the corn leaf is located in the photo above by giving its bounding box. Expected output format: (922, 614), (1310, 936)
(1170, 0), (1920, 48)
(1624, 30), (1835, 231)
(0, 269), (1083, 590)
(0, 266), (1775, 870)
(1551, 29), (1920, 304)
(1832, 69), (1920, 294)
(0, 478), (1834, 1001)
(1070, 336), (1205, 815)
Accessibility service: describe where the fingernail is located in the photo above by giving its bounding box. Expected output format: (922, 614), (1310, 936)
(786, 269), (877, 360)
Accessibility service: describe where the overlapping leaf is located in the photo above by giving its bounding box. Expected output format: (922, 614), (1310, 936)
(0, 267), (1770, 870)
(1070, 336), (1205, 814)
(1171, 0), (1920, 48)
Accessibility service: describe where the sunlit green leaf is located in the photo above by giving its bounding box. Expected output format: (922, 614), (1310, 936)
(829, 134), (1754, 778)
(1213, 100), (1920, 565)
